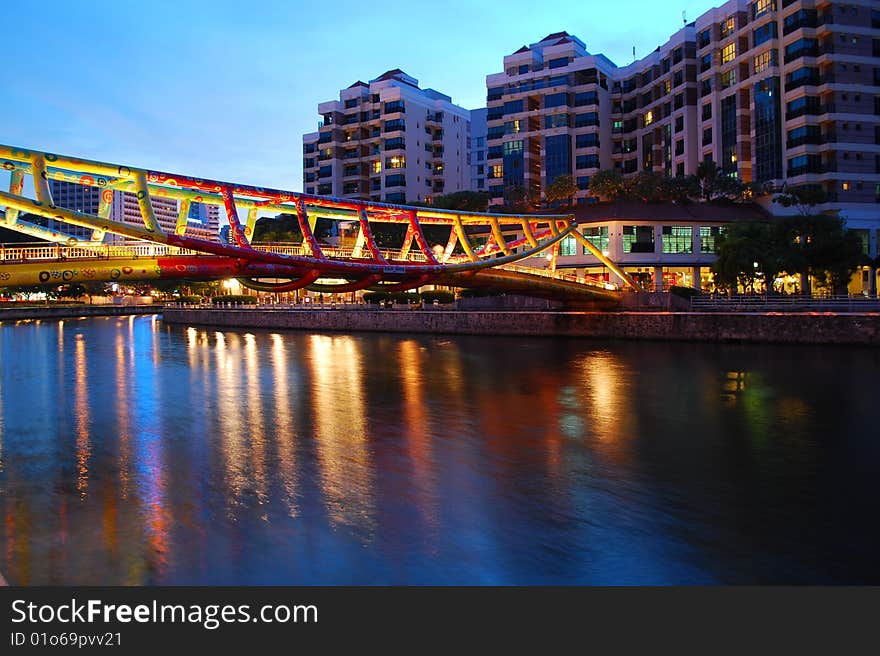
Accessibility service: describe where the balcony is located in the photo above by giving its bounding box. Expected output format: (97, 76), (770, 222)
(787, 165), (825, 176)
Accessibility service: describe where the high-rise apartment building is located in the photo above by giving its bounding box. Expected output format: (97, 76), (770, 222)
(302, 70), (471, 204)
(485, 0), (880, 236)
(48, 180), (220, 242)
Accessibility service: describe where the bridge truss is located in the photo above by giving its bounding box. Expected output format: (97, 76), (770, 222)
(0, 144), (637, 302)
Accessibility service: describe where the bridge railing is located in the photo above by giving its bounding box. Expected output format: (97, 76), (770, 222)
(497, 262), (622, 290)
(0, 242), (207, 262)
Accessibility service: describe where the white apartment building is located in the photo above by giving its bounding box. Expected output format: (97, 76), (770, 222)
(303, 69), (471, 204)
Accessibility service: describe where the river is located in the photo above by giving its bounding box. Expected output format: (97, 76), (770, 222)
(0, 315), (877, 584)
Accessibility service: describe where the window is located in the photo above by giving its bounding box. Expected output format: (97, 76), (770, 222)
(753, 22), (777, 47)
(576, 154), (599, 169)
(703, 127), (713, 145)
(385, 174), (406, 188)
(489, 164), (503, 179)
(699, 29), (711, 49)
(384, 137), (405, 150)
(545, 92), (568, 108)
(574, 112), (599, 128)
(753, 50), (776, 73)
(574, 91), (598, 107)
(720, 17), (736, 39)
(675, 139), (684, 155)
(371, 161), (381, 174)
(384, 119), (405, 132)
(549, 57), (569, 69)
(582, 226), (609, 255)
(702, 103), (712, 121)
(386, 192), (406, 203)
(504, 99), (523, 114)
(318, 165), (332, 178)
(662, 226), (693, 253)
(385, 155), (405, 169)
(721, 42), (736, 64)
(502, 140), (523, 155)
(575, 133), (599, 148)
(506, 119), (524, 134)
(721, 69), (737, 88)
(383, 100), (405, 114)
(576, 176), (591, 190)
(622, 225), (655, 253)
(543, 113), (568, 129)
(644, 111), (654, 126)
(700, 226), (723, 253)
(675, 116), (684, 133)
(559, 236), (578, 256)
(701, 53), (712, 73)
(753, 0), (775, 19)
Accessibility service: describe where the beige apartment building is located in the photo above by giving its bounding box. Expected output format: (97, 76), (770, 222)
(302, 70), (471, 205)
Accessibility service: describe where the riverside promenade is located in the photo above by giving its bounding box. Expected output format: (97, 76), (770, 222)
(0, 305), (156, 321)
(162, 306), (880, 346)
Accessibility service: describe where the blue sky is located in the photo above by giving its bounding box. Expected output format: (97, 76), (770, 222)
(1, 0), (718, 192)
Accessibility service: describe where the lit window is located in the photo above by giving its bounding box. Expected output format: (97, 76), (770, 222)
(842, 181), (850, 191)
(372, 161), (381, 174)
(753, 0), (774, 19)
(489, 164), (503, 179)
(721, 42), (736, 64)
(720, 17), (735, 38)
(386, 155), (406, 169)
(721, 69), (737, 88)
(753, 51), (773, 73)
(644, 111), (654, 126)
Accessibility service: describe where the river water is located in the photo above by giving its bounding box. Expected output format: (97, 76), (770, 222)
(0, 314), (877, 584)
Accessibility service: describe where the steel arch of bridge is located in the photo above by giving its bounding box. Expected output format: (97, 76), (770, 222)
(0, 144), (637, 300)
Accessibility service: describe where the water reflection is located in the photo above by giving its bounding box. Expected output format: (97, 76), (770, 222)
(0, 318), (877, 584)
(308, 334), (375, 534)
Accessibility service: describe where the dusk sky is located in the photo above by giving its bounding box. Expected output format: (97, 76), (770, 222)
(1, 0), (718, 193)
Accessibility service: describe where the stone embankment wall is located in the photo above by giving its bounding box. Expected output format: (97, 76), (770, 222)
(162, 308), (880, 346)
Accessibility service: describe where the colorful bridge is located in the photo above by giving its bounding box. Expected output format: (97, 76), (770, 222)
(0, 144), (639, 303)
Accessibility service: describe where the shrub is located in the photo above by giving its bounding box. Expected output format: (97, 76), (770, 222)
(389, 292), (420, 304)
(457, 288), (501, 298)
(419, 290), (455, 304)
(362, 291), (389, 304)
(670, 285), (700, 299)
(211, 295), (257, 305)
(177, 295), (204, 304)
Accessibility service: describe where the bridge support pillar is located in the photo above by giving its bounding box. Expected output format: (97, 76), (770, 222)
(869, 267), (877, 297)
(653, 266), (663, 292)
(692, 266), (701, 291)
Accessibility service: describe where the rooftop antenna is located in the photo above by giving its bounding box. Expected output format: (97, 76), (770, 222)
(632, 46), (636, 62)
(682, 10), (687, 26)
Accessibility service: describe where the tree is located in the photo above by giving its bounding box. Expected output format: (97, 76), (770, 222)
(695, 159), (746, 202)
(430, 191), (490, 212)
(589, 169), (627, 201)
(712, 221), (776, 293)
(252, 214), (303, 243)
(662, 175), (700, 204)
(628, 171), (667, 203)
(502, 184), (539, 212)
(545, 174), (578, 207)
(784, 215), (863, 294)
(773, 184), (828, 216)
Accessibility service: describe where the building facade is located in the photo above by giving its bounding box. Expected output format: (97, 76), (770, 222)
(48, 180), (220, 242)
(302, 70), (471, 204)
(484, 0), (880, 231)
(469, 107), (488, 192)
